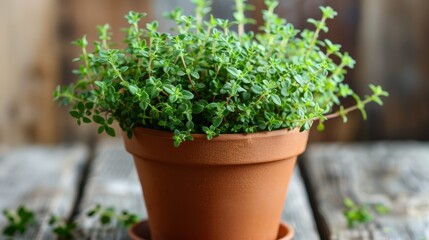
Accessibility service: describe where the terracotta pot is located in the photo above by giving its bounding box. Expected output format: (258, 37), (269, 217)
(129, 220), (294, 240)
(123, 128), (309, 240)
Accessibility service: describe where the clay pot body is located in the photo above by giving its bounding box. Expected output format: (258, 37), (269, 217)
(123, 128), (309, 240)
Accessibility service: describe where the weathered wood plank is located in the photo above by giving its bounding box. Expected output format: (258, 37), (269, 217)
(76, 140), (146, 240)
(77, 140), (319, 239)
(0, 145), (88, 239)
(283, 168), (321, 240)
(303, 143), (429, 240)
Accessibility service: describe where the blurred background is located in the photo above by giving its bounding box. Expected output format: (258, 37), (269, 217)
(0, 0), (428, 145)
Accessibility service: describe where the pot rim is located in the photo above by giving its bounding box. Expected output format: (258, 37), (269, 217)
(123, 127), (309, 165)
(129, 127), (303, 141)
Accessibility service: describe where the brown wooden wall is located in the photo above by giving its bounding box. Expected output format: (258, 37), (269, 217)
(0, 0), (428, 144)
(0, 0), (59, 144)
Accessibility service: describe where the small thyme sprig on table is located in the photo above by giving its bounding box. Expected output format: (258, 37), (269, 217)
(2, 205), (35, 237)
(1, 205), (140, 239)
(343, 198), (390, 228)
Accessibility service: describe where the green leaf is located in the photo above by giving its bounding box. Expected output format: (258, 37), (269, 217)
(226, 67), (240, 78)
(190, 72), (200, 79)
(213, 117), (222, 127)
(87, 209), (97, 217)
(107, 117), (114, 125)
(169, 95), (178, 103)
(139, 101), (149, 110)
(280, 87), (289, 97)
(226, 104), (235, 112)
(294, 75), (307, 86)
(320, 6), (338, 19)
(105, 127), (116, 137)
(192, 103), (205, 114)
(140, 90), (149, 101)
(371, 95), (383, 105)
(120, 66), (129, 72)
(163, 84), (175, 95)
(48, 215), (58, 225)
(77, 102), (85, 112)
(251, 85), (263, 95)
(3, 225), (17, 236)
(339, 84), (353, 97)
(128, 85), (139, 95)
(93, 115), (105, 124)
(181, 90), (194, 100)
(300, 122), (311, 132)
(82, 117), (91, 123)
(353, 94), (367, 120)
(370, 84), (389, 97)
(69, 111), (80, 118)
(100, 214), (111, 225)
(271, 94), (282, 106)
(339, 106), (348, 123)
(178, 103), (188, 112)
(125, 11), (146, 24)
(186, 121), (194, 129)
(85, 102), (94, 109)
(343, 198), (355, 208)
(317, 122), (325, 131)
(341, 53), (356, 68)
(374, 204), (390, 215)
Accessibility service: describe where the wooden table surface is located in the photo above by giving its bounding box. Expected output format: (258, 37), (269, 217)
(0, 141), (428, 240)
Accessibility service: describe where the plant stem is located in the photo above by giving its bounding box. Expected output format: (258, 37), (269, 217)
(235, 0), (245, 36)
(305, 17), (326, 59)
(148, 37), (153, 77)
(110, 63), (126, 83)
(61, 93), (84, 102)
(292, 95), (376, 126)
(180, 55), (199, 97)
(322, 97), (373, 120)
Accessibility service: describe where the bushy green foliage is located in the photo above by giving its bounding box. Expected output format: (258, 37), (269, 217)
(54, 0), (388, 146)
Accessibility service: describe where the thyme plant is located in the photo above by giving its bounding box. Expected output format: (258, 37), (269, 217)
(54, 0), (388, 146)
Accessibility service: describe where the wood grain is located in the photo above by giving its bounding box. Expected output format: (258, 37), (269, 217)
(0, 145), (88, 239)
(303, 143), (429, 240)
(77, 140), (319, 239)
(357, 0), (429, 140)
(75, 140), (146, 240)
(283, 168), (321, 240)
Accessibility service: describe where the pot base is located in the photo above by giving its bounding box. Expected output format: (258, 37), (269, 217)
(129, 220), (294, 240)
